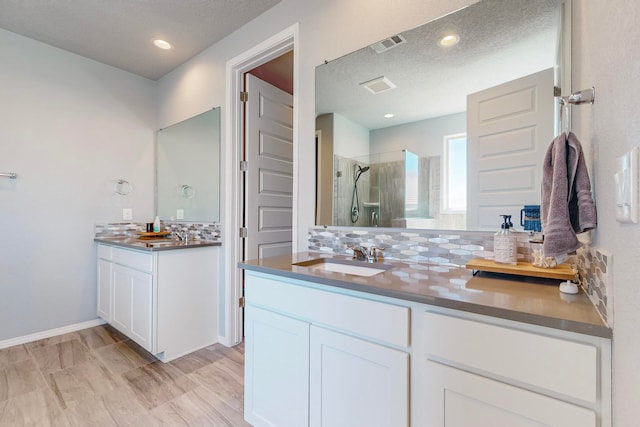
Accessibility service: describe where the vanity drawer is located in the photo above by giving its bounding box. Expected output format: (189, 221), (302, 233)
(422, 311), (598, 403)
(246, 273), (410, 348)
(97, 244), (112, 260)
(112, 247), (153, 273)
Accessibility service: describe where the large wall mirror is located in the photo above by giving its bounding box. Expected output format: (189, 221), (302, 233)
(157, 108), (221, 222)
(316, 0), (569, 231)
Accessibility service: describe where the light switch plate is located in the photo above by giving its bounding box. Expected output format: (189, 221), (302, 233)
(615, 147), (638, 223)
(122, 208), (133, 221)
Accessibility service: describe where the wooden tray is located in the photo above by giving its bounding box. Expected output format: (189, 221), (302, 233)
(465, 258), (576, 281)
(136, 231), (171, 239)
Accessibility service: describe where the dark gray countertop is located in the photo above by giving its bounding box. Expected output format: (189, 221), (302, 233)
(94, 236), (221, 252)
(239, 252), (612, 339)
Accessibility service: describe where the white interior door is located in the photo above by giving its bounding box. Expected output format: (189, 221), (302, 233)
(467, 68), (554, 230)
(245, 73), (294, 260)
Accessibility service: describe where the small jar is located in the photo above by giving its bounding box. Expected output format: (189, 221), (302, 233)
(529, 239), (544, 267)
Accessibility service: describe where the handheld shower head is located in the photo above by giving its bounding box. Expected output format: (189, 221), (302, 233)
(354, 164), (370, 183)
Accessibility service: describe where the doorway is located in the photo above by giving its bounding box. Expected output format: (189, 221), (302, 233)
(223, 25), (298, 346)
(244, 53), (294, 261)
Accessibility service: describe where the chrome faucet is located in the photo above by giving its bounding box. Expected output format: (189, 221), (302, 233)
(172, 230), (190, 242)
(351, 245), (382, 263)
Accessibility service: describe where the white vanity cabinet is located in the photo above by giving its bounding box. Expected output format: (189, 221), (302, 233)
(96, 243), (219, 361)
(418, 311), (606, 427)
(243, 269), (611, 427)
(244, 272), (411, 427)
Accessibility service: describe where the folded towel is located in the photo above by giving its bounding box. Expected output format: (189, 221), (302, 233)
(541, 132), (597, 258)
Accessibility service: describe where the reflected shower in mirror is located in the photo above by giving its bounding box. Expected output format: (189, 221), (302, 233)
(315, 0), (568, 230)
(156, 108), (221, 222)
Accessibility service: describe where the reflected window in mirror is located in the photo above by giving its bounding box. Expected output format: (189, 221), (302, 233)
(443, 133), (467, 213)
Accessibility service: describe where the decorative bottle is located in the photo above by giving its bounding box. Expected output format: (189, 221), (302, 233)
(153, 216), (161, 233)
(493, 215), (517, 265)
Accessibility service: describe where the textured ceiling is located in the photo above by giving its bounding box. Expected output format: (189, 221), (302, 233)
(0, 0), (281, 80)
(316, 0), (565, 130)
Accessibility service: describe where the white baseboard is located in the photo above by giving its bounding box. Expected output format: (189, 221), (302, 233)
(0, 318), (106, 350)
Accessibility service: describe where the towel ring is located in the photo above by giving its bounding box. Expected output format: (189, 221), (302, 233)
(114, 179), (133, 195)
(180, 184), (196, 199)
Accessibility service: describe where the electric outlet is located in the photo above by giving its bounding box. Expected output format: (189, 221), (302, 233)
(122, 208), (133, 221)
(176, 209), (184, 220)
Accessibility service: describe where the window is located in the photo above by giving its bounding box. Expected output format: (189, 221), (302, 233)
(404, 150), (419, 213)
(443, 133), (467, 212)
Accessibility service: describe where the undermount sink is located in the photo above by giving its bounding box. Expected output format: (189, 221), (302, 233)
(293, 258), (393, 277)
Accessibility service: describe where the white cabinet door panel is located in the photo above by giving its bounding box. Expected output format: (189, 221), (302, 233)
(310, 326), (409, 427)
(424, 361), (596, 427)
(128, 269), (153, 351)
(245, 305), (309, 427)
(97, 258), (112, 321)
(111, 265), (132, 334)
(111, 264), (153, 352)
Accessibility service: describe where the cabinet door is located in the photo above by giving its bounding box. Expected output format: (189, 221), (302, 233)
(97, 259), (112, 321)
(309, 326), (409, 427)
(423, 361), (596, 427)
(112, 264), (153, 351)
(244, 306), (309, 427)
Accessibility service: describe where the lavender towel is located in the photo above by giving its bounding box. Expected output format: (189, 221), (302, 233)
(541, 132), (597, 258)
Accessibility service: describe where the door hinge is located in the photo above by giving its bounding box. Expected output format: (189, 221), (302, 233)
(240, 91), (248, 103)
(239, 297), (245, 308)
(554, 86), (562, 97)
(240, 160), (248, 172)
(239, 227), (248, 238)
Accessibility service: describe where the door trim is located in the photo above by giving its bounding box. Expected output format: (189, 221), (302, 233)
(223, 24), (299, 346)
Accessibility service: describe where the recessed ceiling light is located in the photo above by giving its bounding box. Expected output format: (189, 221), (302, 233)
(153, 39), (173, 50)
(384, 113), (394, 118)
(439, 34), (460, 47)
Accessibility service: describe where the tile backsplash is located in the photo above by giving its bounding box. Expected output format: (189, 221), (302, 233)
(308, 226), (611, 326)
(577, 246), (612, 327)
(95, 221), (221, 242)
(308, 226), (537, 266)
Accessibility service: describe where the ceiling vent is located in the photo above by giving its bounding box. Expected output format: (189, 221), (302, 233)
(370, 34), (407, 53)
(360, 76), (396, 95)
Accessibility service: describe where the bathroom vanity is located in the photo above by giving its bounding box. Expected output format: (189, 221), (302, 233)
(240, 253), (611, 427)
(95, 237), (221, 362)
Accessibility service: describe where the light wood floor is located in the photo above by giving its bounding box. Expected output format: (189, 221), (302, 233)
(0, 324), (249, 426)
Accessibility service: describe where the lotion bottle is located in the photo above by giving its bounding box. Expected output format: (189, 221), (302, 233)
(153, 215), (161, 233)
(494, 215), (517, 265)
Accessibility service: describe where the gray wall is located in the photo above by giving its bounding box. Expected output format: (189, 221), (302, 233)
(0, 28), (156, 341)
(572, 2), (640, 424)
(370, 112), (466, 158)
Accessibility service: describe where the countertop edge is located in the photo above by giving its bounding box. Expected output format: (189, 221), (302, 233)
(239, 262), (613, 339)
(95, 237), (221, 252)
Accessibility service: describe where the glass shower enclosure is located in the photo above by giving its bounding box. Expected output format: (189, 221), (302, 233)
(333, 149), (433, 227)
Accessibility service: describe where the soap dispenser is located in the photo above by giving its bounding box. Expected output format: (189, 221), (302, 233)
(493, 215), (517, 265)
(153, 215), (161, 233)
